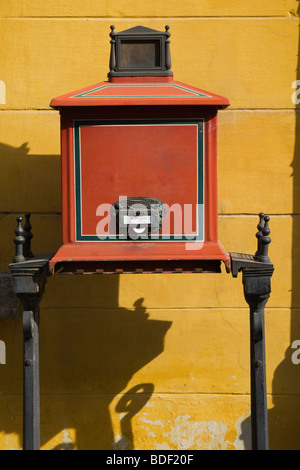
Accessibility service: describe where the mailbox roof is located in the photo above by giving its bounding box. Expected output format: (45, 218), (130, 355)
(50, 79), (230, 109)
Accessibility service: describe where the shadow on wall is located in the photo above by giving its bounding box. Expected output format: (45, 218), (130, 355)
(239, 345), (300, 450)
(0, 141), (62, 274)
(0, 142), (61, 217)
(39, 290), (172, 450)
(1, 273), (171, 449)
(264, 0), (300, 450)
(0, 142), (62, 350)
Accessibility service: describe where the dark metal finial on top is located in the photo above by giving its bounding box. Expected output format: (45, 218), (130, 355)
(13, 217), (25, 263)
(259, 216), (271, 263)
(255, 212), (265, 258)
(24, 213), (33, 258)
(109, 25), (116, 72)
(165, 25), (171, 71)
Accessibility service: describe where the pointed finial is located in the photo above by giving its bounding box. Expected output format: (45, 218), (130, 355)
(23, 213), (33, 258)
(13, 217), (25, 263)
(259, 215), (271, 263)
(109, 25), (116, 72)
(255, 212), (265, 258)
(165, 25), (171, 70)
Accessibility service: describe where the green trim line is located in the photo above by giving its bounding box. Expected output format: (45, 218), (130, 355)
(71, 84), (210, 99)
(74, 119), (204, 242)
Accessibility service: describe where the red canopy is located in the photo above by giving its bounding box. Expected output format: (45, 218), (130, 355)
(50, 77), (230, 109)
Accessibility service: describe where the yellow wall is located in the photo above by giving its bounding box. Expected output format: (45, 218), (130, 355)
(1, 1), (300, 450)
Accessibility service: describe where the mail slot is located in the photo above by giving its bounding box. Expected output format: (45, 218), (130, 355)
(49, 25), (230, 273)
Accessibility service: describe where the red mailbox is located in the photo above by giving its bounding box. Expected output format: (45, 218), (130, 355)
(49, 25), (230, 274)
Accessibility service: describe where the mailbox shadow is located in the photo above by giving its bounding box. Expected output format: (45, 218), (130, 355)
(38, 284), (172, 450)
(0, 142), (61, 268)
(114, 383), (155, 450)
(0, 142), (61, 214)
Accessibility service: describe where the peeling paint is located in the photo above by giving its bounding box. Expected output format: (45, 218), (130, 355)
(140, 416), (164, 427)
(4, 433), (19, 451)
(48, 429), (75, 450)
(62, 429), (73, 447)
(39, 429), (77, 450)
(155, 442), (173, 450)
(153, 415), (236, 450)
(140, 412), (252, 451)
(113, 433), (131, 450)
(145, 430), (157, 438)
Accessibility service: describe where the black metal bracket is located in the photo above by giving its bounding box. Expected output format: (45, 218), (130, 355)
(229, 213), (274, 450)
(9, 215), (51, 450)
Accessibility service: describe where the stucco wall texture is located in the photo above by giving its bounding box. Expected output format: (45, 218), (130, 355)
(0, 1), (300, 450)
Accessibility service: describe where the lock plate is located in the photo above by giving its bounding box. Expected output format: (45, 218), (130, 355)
(112, 197), (166, 239)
